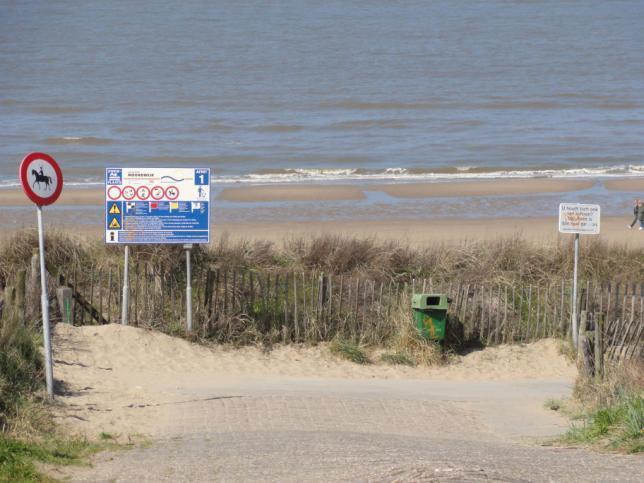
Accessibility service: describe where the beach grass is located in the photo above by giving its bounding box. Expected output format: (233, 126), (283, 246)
(0, 433), (100, 482)
(2, 229), (640, 358)
(329, 339), (371, 364)
(0, 318), (43, 431)
(1, 230), (642, 290)
(380, 351), (416, 367)
(555, 361), (644, 453)
(563, 394), (643, 453)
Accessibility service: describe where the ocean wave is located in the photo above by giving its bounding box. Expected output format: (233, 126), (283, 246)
(324, 119), (410, 130)
(254, 124), (305, 133)
(212, 165), (644, 183)
(327, 101), (442, 110)
(1, 165), (642, 188)
(44, 136), (113, 146)
(30, 106), (100, 114)
(0, 179), (104, 188)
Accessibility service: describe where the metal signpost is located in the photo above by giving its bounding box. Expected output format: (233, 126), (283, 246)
(558, 203), (600, 348)
(104, 168), (210, 328)
(184, 244), (193, 331)
(19, 152), (64, 398)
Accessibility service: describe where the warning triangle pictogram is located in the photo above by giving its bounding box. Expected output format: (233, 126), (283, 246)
(109, 203), (121, 215)
(109, 218), (121, 229)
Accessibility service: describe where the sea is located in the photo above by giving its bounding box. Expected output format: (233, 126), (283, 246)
(1, 0), (643, 222)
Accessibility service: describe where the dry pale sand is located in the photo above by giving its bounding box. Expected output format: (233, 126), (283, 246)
(604, 178), (644, 192)
(52, 323), (575, 440)
(216, 216), (644, 246)
(368, 178), (594, 198)
(2, 215), (642, 247)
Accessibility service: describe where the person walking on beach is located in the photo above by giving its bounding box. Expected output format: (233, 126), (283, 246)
(628, 199), (642, 230)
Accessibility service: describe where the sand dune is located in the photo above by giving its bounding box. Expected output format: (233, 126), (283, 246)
(52, 323), (576, 440)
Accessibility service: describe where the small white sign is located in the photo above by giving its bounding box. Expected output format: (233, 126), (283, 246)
(558, 203), (600, 234)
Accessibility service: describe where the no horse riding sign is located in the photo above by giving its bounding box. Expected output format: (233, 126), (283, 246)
(19, 152), (63, 206)
(18, 151), (63, 398)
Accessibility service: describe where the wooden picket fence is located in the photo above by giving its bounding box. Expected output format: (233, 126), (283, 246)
(1, 260), (641, 364)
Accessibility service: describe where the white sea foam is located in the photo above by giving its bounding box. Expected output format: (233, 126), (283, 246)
(0, 165), (642, 189)
(211, 165), (644, 184)
(0, 179), (104, 188)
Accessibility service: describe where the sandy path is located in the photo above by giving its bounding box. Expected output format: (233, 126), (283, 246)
(50, 324), (643, 482)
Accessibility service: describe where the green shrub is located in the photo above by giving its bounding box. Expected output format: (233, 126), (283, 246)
(565, 394), (643, 453)
(0, 319), (43, 429)
(0, 433), (95, 481)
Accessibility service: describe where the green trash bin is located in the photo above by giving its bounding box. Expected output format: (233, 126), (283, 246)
(412, 293), (449, 341)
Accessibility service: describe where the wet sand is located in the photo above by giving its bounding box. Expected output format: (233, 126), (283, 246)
(218, 184), (365, 202)
(1, 186), (104, 206)
(218, 178), (594, 202)
(1, 178), (642, 247)
(0, 178), (603, 206)
(367, 178), (594, 198)
(604, 178), (644, 192)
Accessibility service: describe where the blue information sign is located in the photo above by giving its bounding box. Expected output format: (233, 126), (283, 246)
(105, 168), (210, 244)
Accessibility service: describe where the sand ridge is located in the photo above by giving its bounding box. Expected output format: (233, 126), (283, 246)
(52, 323), (576, 440)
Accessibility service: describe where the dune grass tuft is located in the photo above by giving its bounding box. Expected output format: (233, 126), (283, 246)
(380, 351), (416, 367)
(0, 319), (43, 431)
(562, 361), (643, 453)
(329, 339), (370, 364)
(564, 395), (643, 453)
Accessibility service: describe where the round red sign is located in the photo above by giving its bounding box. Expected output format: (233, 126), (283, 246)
(19, 152), (64, 206)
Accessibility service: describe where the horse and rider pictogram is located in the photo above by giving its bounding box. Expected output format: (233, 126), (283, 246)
(31, 166), (55, 191)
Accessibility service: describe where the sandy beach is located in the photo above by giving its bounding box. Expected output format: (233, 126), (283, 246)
(216, 178), (595, 202)
(1, 178), (643, 247)
(1, 186), (104, 206)
(2, 177), (636, 206)
(1, 216), (642, 247)
(218, 184), (366, 202)
(367, 179), (594, 198)
(604, 178), (644, 192)
(214, 216), (644, 246)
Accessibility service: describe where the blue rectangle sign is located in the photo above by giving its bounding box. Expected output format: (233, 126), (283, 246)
(105, 168), (211, 244)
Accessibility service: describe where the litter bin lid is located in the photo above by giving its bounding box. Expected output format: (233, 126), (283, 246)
(411, 293), (449, 310)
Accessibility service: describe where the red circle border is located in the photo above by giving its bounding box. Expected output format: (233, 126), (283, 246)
(165, 186), (180, 200)
(107, 186), (122, 200)
(19, 152), (64, 206)
(151, 186), (165, 200)
(122, 186), (136, 200)
(136, 186), (151, 200)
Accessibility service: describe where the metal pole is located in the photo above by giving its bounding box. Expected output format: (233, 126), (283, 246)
(185, 244), (193, 331)
(571, 233), (580, 348)
(121, 245), (129, 325)
(37, 206), (54, 398)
